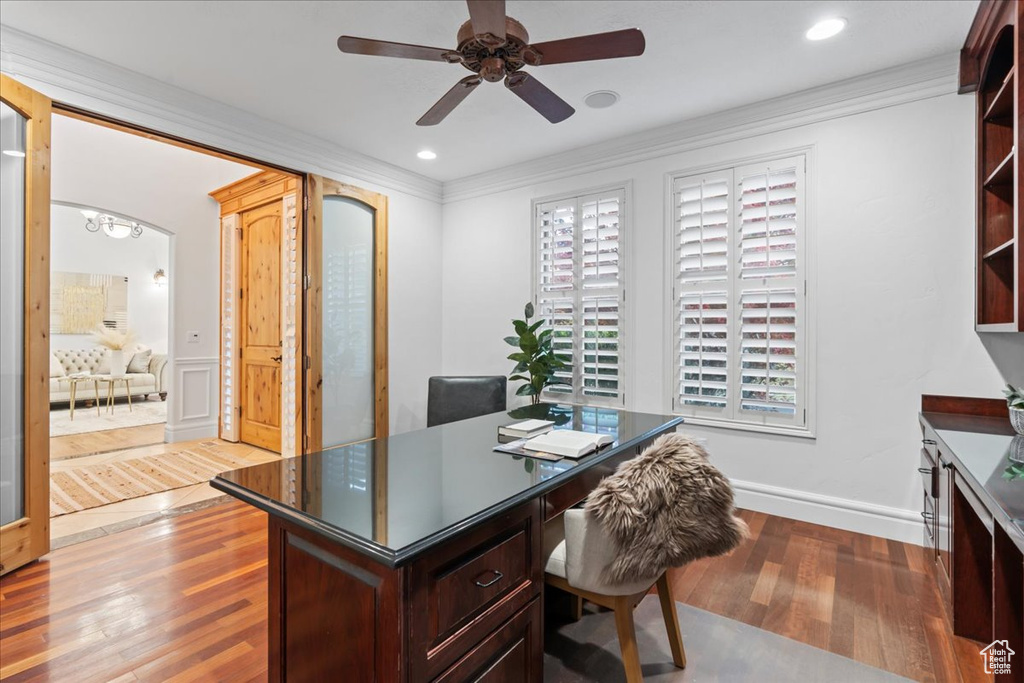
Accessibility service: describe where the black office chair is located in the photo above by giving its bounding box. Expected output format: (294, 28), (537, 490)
(427, 376), (507, 427)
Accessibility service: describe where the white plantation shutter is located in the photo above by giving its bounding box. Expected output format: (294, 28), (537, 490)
(672, 155), (808, 431)
(535, 188), (625, 406)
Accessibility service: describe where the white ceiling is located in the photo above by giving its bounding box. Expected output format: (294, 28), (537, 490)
(1, 0), (978, 182)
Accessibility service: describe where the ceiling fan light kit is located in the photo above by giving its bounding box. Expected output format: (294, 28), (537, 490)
(337, 0), (645, 126)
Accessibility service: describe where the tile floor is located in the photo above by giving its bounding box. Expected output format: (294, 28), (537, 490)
(49, 437), (280, 546)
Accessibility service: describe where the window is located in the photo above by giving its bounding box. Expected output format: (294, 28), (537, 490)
(671, 155), (810, 434)
(534, 187), (626, 406)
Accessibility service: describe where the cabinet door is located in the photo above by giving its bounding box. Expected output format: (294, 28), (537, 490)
(937, 450), (953, 588)
(433, 598), (543, 683)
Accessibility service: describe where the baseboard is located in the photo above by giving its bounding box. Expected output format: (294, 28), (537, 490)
(731, 479), (925, 546)
(164, 420), (217, 443)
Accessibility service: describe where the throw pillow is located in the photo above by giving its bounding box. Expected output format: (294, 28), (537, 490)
(97, 352), (110, 375)
(49, 354), (65, 378)
(127, 348), (152, 374)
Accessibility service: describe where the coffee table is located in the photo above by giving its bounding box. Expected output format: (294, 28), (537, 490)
(94, 375), (133, 414)
(60, 375), (101, 421)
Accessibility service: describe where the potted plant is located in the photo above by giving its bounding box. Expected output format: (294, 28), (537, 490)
(1004, 383), (1024, 436)
(92, 327), (136, 378)
(504, 302), (568, 405)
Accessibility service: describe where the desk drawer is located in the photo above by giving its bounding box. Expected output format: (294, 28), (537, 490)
(435, 529), (527, 637)
(408, 499), (542, 681)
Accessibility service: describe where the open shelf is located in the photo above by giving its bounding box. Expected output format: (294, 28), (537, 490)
(984, 67), (1015, 122)
(965, 4), (1020, 331)
(983, 237), (1015, 260)
(984, 147), (1014, 188)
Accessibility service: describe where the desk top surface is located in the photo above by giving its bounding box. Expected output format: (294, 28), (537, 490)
(213, 404), (681, 566)
(921, 411), (1024, 549)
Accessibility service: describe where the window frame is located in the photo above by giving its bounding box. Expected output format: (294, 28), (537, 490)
(531, 181), (631, 408)
(664, 149), (816, 438)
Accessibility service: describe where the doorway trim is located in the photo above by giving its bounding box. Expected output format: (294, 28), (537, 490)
(305, 175), (389, 454)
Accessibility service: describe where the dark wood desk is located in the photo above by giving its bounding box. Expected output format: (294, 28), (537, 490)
(213, 404), (682, 682)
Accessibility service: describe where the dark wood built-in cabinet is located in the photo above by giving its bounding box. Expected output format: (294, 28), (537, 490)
(920, 395), (1024, 682)
(961, 0), (1024, 330)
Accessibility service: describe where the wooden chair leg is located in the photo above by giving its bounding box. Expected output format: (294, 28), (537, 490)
(613, 596), (644, 683)
(656, 573), (687, 669)
(570, 593), (583, 622)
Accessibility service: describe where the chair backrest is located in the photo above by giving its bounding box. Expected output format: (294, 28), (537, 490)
(427, 376), (507, 427)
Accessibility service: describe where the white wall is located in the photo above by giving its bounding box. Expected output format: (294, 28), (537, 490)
(440, 91), (1024, 544)
(50, 203), (169, 353)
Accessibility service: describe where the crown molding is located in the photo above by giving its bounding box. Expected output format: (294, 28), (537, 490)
(0, 26), (443, 202)
(441, 52), (962, 203)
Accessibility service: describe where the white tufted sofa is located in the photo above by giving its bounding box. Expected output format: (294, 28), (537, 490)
(50, 348), (168, 406)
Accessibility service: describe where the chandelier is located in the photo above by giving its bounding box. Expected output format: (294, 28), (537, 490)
(81, 209), (144, 239)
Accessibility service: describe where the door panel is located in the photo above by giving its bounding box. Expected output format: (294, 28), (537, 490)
(0, 75), (51, 575)
(305, 175), (389, 454)
(240, 201), (283, 451)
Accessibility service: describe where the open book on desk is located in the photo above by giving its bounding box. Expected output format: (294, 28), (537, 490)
(523, 429), (614, 459)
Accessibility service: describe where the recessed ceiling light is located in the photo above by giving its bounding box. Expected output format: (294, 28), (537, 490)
(584, 90), (620, 109)
(417, 150), (437, 160)
(2, 150), (26, 157)
(806, 18), (846, 41)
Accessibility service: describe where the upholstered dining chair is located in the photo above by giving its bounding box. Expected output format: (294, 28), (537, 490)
(543, 508), (686, 682)
(543, 433), (747, 683)
(426, 375), (507, 427)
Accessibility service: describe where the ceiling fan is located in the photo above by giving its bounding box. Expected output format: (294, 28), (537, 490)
(337, 0), (645, 126)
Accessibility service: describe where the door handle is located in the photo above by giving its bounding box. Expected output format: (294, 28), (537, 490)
(271, 355), (283, 363)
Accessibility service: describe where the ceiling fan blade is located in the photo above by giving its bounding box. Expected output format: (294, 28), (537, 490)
(338, 36), (456, 62)
(528, 28), (646, 65)
(467, 0), (506, 44)
(505, 72), (575, 124)
(417, 75), (483, 126)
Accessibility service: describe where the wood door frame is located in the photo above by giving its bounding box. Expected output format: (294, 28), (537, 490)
(211, 171), (303, 457)
(305, 175), (389, 454)
(0, 74), (51, 575)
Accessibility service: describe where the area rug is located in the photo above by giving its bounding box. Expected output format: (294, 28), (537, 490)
(50, 399), (167, 438)
(50, 443), (251, 517)
(543, 596), (909, 682)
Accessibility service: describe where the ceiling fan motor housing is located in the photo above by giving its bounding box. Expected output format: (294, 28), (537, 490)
(456, 17), (535, 81)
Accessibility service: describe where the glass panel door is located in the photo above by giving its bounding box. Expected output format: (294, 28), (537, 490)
(1, 74), (51, 576)
(0, 101), (26, 526)
(321, 196), (375, 448)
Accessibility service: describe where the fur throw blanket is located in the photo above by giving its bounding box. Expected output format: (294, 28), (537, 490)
(585, 433), (749, 585)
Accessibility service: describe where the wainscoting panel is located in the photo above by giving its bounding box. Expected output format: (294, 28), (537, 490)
(165, 356), (219, 443)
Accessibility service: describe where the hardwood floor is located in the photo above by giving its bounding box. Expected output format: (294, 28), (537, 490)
(0, 503), (986, 682)
(50, 423), (166, 461)
(667, 509), (989, 683)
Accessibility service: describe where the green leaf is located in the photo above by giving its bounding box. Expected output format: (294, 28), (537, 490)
(509, 374), (530, 382)
(516, 384), (537, 396)
(507, 352), (532, 363)
(503, 335), (521, 347)
(513, 362), (528, 373)
(524, 302), (535, 319)
(524, 459), (534, 473)
(538, 329), (552, 342)
(513, 320), (527, 336)
(528, 319), (543, 333)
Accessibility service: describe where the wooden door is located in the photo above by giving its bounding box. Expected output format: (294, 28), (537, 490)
(305, 174), (389, 454)
(0, 75), (51, 575)
(239, 200), (283, 452)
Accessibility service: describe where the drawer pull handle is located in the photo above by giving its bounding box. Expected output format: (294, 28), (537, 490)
(917, 467), (933, 475)
(922, 439), (937, 445)
(921, 511), (934, 521)
(474, 570), (504, 588)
